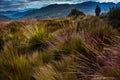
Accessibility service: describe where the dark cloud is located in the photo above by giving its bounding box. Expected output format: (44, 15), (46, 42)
(0, 0), (28, 11)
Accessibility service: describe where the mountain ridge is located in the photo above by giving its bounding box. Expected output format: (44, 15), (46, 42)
(0, 1), (120, 19)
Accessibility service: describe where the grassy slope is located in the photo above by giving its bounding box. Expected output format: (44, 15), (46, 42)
(0, 16), (120, 80)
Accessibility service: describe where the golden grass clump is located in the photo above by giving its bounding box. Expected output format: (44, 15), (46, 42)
(23, 25), (52, 51)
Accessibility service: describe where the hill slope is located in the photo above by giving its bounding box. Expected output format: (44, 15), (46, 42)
(22, 1), (120, 18)
(0, 1), (120, 19)
(0, 14), (10, 20)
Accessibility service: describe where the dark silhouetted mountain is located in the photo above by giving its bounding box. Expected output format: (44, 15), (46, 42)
(0, 14), (10, 20)
(68, 8), (85, 17)
(0, 1), (120, 19)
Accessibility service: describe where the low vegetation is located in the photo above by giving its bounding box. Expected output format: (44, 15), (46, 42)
(108, 7), (120, 31)
(0, 12), (119, 80)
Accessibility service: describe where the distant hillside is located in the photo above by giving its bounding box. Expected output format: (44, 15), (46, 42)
(74, 1), (119, 14)
(19, 1), (120, 19)
(21, 4), (73, 19)
(0, 1), (120, 19)
(0, 14), (10, 20)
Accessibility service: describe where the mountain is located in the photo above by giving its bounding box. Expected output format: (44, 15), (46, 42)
(74, 1), (119, 14)
(0, 14), (10, 20)
(0, 1), (120, 19)
(0, 8), (36, 19)
(19, 1), (120, 19)
(21, 4), (74, 18)
(0, 11), (18, 15)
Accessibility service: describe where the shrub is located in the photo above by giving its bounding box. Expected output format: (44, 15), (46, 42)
(108, 7), (120, 30)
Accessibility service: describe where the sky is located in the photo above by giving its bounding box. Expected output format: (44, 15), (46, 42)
(0, 0), (120, 11)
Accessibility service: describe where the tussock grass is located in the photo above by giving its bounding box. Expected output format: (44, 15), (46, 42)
(0, 15), (119, 80)
(0, 45), (33, 80)
(89, 25), (118, 45)
(34, 56), (77, 80)
(23, 25), (52, 51)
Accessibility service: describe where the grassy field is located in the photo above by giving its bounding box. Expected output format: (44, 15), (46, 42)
(0, 15), (120, 80)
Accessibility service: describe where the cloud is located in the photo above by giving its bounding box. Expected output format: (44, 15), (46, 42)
(0, 0), (27, 11)
(0, 0), (119, 11)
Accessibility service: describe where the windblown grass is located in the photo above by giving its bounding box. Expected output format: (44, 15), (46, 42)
(23, 25), (52, 51)
(0, 45), (32, 80)
(0, 15), (119, 80)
